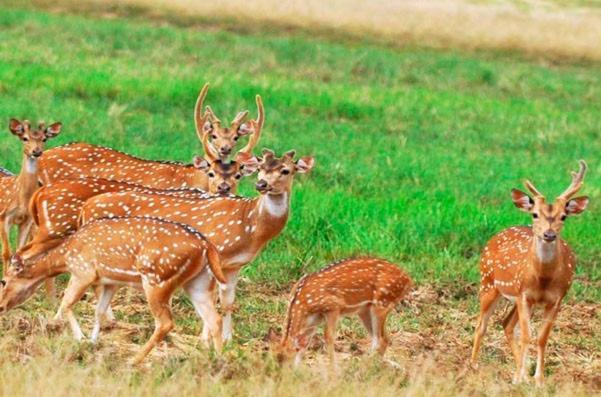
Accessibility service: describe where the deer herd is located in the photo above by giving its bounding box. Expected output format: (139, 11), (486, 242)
(0, 83), (591, 386)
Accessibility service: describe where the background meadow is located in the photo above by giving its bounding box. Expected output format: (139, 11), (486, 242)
(0, 1), (599, 395)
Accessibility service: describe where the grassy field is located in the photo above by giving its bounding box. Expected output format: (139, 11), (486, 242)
(0, 2), (600, 396)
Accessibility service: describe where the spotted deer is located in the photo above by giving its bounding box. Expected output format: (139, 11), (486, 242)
(1, 217), (225, 364)
(471, 161), (589, 386)
(1, 119), (62, 274)
(38, 84), (264, 189)
(275, 257), (412, 366)
(79, 149), (315, 342)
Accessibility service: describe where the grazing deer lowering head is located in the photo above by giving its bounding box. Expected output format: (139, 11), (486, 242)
(0, 217), (225, 364)
(195, 84), (264, 159)
(0, 119), (62, 273)
(274, 257), (412, 366)
(79, 149), (315, 343)
(471, 160), (589, 386)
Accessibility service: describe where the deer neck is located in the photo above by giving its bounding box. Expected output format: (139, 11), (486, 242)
(530, 237), (561, 276)
(16, 155), (40, 203)
(254, 192), (290, 237)
(24, 246), (68, 279)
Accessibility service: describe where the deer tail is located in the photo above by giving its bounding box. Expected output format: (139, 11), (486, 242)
(205, 242), (226, 284)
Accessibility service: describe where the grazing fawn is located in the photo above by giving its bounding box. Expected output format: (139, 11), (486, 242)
(276, 257), (412, 366)
(0, 119), (62, 274)
(79, 149), (315, 342)
(1, 217), (226, 364)
(38, 84), (264, 190)
(471, 161), (589, 386)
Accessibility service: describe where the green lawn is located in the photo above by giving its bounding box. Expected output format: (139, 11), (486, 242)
(1, 6), (600, 300)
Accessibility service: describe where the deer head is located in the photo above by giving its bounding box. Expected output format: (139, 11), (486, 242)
(194, 84), (264, 159)
(254, 149), (315, 195)
(511, 160), (589, 243)
(191, 124), (261, 195)
(0, 255), (44, 314)
(9, 119), (62, 159)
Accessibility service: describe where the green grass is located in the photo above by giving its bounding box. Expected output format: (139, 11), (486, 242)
(1, 6), (600, 300)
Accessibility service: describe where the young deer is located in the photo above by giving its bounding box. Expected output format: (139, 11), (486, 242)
(79, 149), (315, 342)
(0, 217), (226, 364)
(471, 161), (589, 386)
(1, 119), (62, 274)
(38, 84), (264, 189)
(276, 257), (412, 366)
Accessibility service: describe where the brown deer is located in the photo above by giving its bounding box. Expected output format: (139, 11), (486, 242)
(471, 160), (589, 386)
(79, 149), (315, 343)
(0, 217), (225, 364)
(38, 84), (264, 189)
(275, 257), (412, 366)
(1, 119), (62, 274)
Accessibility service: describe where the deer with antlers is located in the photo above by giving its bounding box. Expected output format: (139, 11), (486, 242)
(38, 84), (264, 192)
(0, 119), (62, 275)
(79, 149), (315, 342)
(274, 257), (412, 366)
(0, 217), (225, 364)
(471, 160), (589, 386)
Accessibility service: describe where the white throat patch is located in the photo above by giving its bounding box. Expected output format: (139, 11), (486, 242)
(260, 193), (288, 218)
(25, 157), (38, 174)
(536, 238), (557, 264)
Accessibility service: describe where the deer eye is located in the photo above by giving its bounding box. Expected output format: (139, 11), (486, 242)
(233, 136), (239, 141)
(211, 134), (218, 140)
(207, 172), (215, 178)
(22, 137), (28, 142)
(235, 174), (241, 180)
(0, 280), (5, 287)
(281, 169), (290, 175)
(560, 214), (567, 221)
(42, 138), (47, 142)
(532, 213), (539, 219)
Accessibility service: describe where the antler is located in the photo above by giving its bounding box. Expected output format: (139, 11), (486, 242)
(524, 180), (544, 199)
(558, 160), (587, 201)
(201, 126), (220, 162)
(194, 83), (210, 143)
(238, 95), (264, 155)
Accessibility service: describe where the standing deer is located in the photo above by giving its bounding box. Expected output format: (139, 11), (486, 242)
(471, 160), (589, 386)
(79, 149), (315, 342)
(38, 84), (264, 189)
(275, 257), (412, 366)
(0, 119), (62, 274)
(0, 217), (225, 364)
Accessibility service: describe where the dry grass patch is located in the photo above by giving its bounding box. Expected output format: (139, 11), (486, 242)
(31, 0), (601, 62)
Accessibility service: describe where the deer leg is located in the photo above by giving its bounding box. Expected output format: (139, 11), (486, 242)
(184, 271), (223, 352)
(55, 276), (93, 341)
(502, 304), (520, 368)
(357, 306), (373, 338)
(16, 219), (33, 248)
(1, 217), (13, 272)
(91, 285), (118, 344)
(200, 277), (217, 345)
(323, 311), (339, 363)
(218, 269), (239, 342)
(94, 285), (116, 322)
(132, 285), (175, 365)
(534, 300), (561, 387)
(514, 295), (532, 384)
(293, 320), (319, 368)
(470, 288), (501, 365)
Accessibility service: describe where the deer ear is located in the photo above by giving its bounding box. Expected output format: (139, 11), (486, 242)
(295, 156), (315, 174)
(284, 150), (296, 160)
(44, 122), (62, 138)
(237, 123), (252, 136)
(193, 156), (211, 171)
(236, 153), (260, 176)
(565, 196), (589, 215)
(8, 119), (24, 136)
(203, 121), (213, 133)
(511, 189), (534, 212)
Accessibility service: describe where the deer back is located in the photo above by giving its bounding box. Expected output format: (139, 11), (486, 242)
(39, 143), (202, 189)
